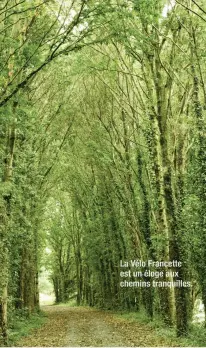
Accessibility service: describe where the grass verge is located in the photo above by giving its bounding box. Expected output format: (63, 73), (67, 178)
(8, 309), (47, 346)
(114, 310), (206, 347)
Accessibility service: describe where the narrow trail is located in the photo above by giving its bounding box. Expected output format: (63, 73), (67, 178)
(16, 306), (181, 347)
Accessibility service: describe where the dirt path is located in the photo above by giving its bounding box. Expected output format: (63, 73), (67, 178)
(16, 305), (181, 347)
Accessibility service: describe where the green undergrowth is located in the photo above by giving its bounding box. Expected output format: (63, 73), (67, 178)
(54, 298), (77, 307)
(114, 310), (206, 347)
(8, 309), (47, 346)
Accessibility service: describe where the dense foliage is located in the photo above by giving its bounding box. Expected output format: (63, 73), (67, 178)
(0, 0), (206, 345)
